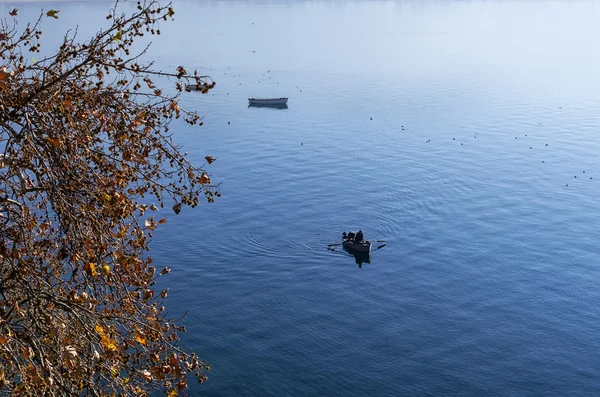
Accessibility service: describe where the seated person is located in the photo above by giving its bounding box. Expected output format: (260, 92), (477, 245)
(355, 229), (364, 242)
(347, 232), (356, 241)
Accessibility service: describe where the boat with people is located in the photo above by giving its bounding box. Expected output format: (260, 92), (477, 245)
(185, 83), (211, 91)
(341, 230), (371, 253)
(342, 238), (371, 252)
(248, 97), (288, 105)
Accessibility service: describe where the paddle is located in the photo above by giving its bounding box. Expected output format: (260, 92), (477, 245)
(329, 240), (385, 246)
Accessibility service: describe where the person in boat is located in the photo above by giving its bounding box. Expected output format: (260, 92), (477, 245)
(342, 232), (348, 240)
(355, 229), (364, 242)
(347, 231), (355, 241)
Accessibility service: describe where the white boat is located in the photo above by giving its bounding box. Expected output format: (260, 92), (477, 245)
(248, 97), (288, 105)
(342, 238), (372, 253)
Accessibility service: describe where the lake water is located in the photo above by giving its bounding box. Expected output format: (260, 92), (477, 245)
(11, 0), (600, 395)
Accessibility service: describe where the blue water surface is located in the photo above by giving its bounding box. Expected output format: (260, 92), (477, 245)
(11, 0), (600, 395)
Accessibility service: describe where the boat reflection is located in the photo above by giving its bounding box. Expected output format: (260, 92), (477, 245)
(343, 246), (371, 268)
(248, 103), (288, 110)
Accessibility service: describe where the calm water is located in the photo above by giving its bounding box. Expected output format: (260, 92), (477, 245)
(13, 0), (600, 395)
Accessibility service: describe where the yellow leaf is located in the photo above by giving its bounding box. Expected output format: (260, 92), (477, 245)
(134, 332), (147, 345)
(46, 9), (60, 19)
(95, 325), (106, 336)
(100, 335), (118, 352)
(168, 389), (178, 397)
(101, 265), (110, 275)
(114, 30), (123, 42)
(84, 262), (98, 277)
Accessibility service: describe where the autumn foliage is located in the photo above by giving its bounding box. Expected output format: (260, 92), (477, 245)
(0, 1), (219, 395)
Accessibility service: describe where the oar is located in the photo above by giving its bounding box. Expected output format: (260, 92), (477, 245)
(327, 243), (343, 247)
(376, 244), (386, 250)
(375, 240), (386, 242)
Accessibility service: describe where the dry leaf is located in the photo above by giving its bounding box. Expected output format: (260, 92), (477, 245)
(141, 370), (153, 382)
(65, 346), (77, 359)
(46, 9), (60, 19)
(0, 67), (12, 81)
(198, 172), (210, 184)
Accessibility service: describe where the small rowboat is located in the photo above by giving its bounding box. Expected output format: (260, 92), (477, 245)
(342, 238), (371, 253)
(185, 83), (211, 91)
(248, 97), (288, 105)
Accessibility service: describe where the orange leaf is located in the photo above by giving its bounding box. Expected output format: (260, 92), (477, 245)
(0, 67), (12, 81)
(134, 332), (147, 345)
(46, 137), (60, 147)
(169, 353), (178, 366)
(205, 155), (216, 164)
